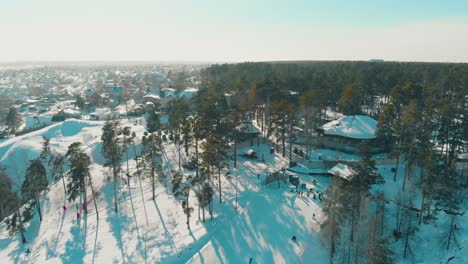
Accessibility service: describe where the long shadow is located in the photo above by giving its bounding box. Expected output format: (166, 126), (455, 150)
(202, 182), (315, 263)
(128, 185), (146, 261)
(92, 221), (100, 264)
(60, 214), (87, 264)
(47, 208), (67, 259)
(103, 183), (129, 263)
(8, 206), (42, 264)
(151, 199), (178, 254)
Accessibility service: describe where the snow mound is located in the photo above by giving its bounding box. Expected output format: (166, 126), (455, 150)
(0, 119), (104, 186)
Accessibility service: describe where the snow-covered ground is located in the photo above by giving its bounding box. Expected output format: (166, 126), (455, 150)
(1, 118), (466, 264)
(0, 119), (330, 264)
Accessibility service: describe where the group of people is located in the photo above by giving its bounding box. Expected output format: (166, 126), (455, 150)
(61, 203), (86, 220)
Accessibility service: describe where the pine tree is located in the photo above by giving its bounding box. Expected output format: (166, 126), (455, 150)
(5, 198), (31, 244)
(0, 167), (19, 221)
(21, 159), (48, 221)
(338, 83), (362, 115)
(101, 121), (121, 213)
(74, 94), (85, 110)
(172, 172), (194, 229)
(142, 133), (162, 201)
(270, 100), (294, 157)
(121, 126), (132, 187)
(66, 142), (92, 214)
(201, 134), (228, 204)
(6, 107), (21, 134)
(146, 109), (161, 133)
(51, 154), (67, 206)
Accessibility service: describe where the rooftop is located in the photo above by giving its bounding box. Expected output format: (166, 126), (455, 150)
(319, 115), (377, 139)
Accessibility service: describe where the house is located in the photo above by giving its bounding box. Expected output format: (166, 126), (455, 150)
(159, 88), (178, 108)
(128, 105), (145, 116)
(178, 87), (198, 99)
(316, 115), (381, 153)
(90, 108), (120, 120)
(52, 108), (82, 121)
(236, 121), (261, 141)
(143, 94), (161, 105)
(328, 163), (354, 181)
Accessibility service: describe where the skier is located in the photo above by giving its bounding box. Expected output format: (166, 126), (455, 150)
(63, 205), (67, 211)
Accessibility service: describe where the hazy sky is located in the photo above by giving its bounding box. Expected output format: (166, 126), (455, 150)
(1, 0), (468, 62)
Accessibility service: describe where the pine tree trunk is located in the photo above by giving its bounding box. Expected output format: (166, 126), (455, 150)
(151, 166), (155, 201)
(125, 140), (130, 188)
(393, 151), (400, 182)
(395, 203), (401, 232)
(90, 176), (99, 220)
(195, 137), (200, 220)
(60, 165), (67, 205)
(289, 120), (293, 161)
(113, 165), (118, 213)
(132, 142), (140, 174)
(419, 192), (425, 225)
(403, 210), (411, 258)
(233, 135), (237, 168)
(16, 200), (27, 243)
(35, 197), (43, 222)
(82, 176), (88, 214)
(402, 143), (414, 191)
(202, 188), (205, 223)
(282, 125), (286, 157)
(447, 215), (455, 250)
(186, 194), (190, 230)
(380, 200), (385, 237)
(218, 169), (222, 203)
(209, 196), (213, 220)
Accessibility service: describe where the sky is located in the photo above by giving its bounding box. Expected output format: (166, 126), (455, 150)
(0, 0), (468, 62)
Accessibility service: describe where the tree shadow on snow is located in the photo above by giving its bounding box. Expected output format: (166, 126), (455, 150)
(7, 208), (42, 264)
(60, 214), (87, 264)
(103, 183), (131, 263)
(202, 185), (311, 264)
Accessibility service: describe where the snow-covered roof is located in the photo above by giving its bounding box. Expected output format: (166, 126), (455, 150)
(319, 115), (377, 139)
(458, 153), (468, 161)
(236, 122), (261, 134)
(143, 94), (161, 100)
(94, 107), (111, 116)
(62, 108), (81, 116)
(328, 163), (354, 180)
(178, 88), (198, 98)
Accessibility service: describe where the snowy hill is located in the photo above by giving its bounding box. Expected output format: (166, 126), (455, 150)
(0, 119), (331, 263)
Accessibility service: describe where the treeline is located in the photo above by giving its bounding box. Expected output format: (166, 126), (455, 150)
(202, 61), (467, 114)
